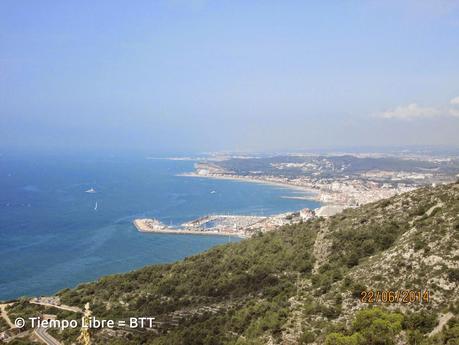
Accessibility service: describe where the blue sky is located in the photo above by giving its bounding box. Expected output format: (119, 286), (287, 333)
(1, 0), (459, 152)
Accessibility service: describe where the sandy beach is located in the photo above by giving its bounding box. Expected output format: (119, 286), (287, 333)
(178, 172), (320, 200)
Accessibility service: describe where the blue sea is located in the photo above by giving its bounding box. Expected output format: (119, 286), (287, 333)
(0, 153), (319, 300)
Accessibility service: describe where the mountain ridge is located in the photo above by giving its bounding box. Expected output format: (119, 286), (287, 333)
(5, 181), (459, 344)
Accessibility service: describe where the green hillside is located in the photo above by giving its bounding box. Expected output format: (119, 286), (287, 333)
(7, 181), (459, 344)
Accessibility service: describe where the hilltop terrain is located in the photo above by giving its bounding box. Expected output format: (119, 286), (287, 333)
(2, 181), (458, 344)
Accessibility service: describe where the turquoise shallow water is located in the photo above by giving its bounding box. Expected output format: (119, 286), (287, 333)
(0, 153), (319, 300)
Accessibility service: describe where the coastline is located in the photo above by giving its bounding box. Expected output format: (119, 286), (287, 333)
(178, 172), (321, 201)
(177, 170), (418, 209)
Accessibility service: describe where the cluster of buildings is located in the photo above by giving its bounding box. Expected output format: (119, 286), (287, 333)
(191, 168), (417, 208)
(309, 178), (416, 206)
(191, 161), (437, 208)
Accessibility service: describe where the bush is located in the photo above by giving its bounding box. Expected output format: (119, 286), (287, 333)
(325, 332), (362, 345)
(325, 308), (404, 345)
(447, 268), (459, 283)
(403, 310), (437, 334)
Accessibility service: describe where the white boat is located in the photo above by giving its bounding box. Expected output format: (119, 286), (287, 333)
(94, 202), (98, 211)
(210, 190), (216, 194)
(85, 188), (96, 193)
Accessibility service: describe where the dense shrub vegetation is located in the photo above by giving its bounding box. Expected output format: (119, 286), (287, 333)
(6, 182), (459, 344)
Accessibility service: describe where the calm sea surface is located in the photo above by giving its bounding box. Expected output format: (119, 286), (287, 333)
(0, 153), (319, 300)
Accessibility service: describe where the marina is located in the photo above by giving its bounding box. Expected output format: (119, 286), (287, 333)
(133, 208), (317, 238)
(133, 215), (267, 238)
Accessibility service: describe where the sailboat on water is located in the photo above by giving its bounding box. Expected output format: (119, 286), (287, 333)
(94, 202), (98, 211)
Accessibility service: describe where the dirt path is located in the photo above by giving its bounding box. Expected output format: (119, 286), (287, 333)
(0, 303), (15, 328)
(30, 300), (82, 313)
(429, 312), (454, 337)
(426, 202), (443, 216)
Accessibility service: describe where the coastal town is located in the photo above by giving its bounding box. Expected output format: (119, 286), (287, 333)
(183, 152), (459, 207)
(134, 152), (459, 238)
(186, 165), (416, 207)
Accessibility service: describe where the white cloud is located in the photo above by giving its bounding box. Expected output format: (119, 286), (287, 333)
(449, 108), (459, 117)
(378, 96), (459, 120)
(379, 103), (440, 120)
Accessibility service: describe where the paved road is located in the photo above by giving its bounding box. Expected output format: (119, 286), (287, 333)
(35, 327), (62, 345)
